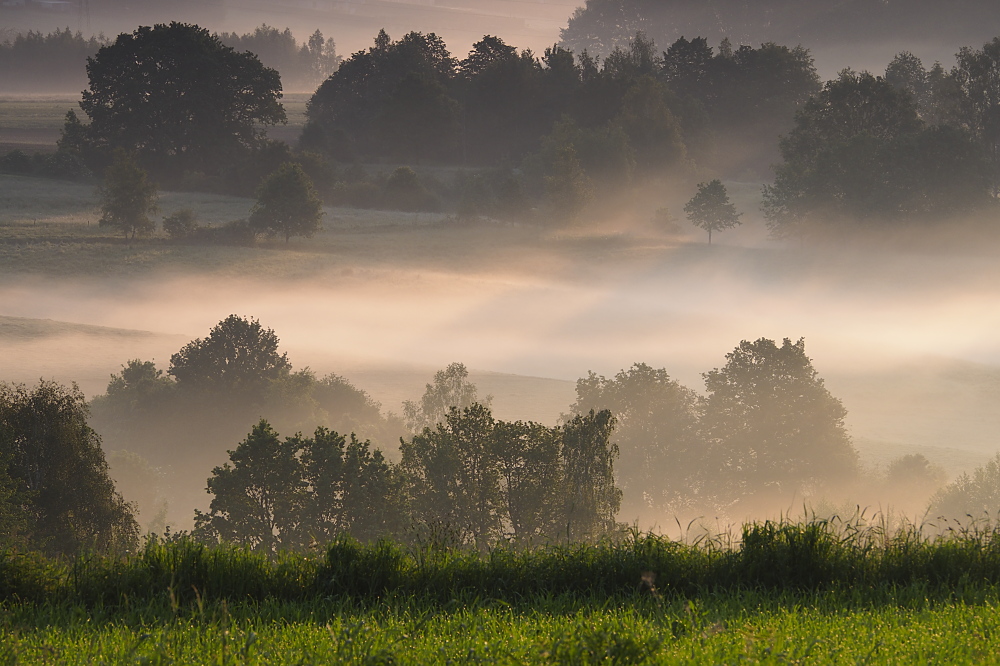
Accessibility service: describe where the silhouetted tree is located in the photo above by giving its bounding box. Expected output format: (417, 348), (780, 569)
(572, 363), (702, 515)
(702, 338), (858, 507)
(684, 179), (741, 244)
(81, 22), (285, 177)
(0, 380), (138, 555)
(97, 149), (158, 240)
(249, 162), (324, 242)
(560, 409), (621, 541)
(194, 420), (304, 552)
(168, 315), (291, 393)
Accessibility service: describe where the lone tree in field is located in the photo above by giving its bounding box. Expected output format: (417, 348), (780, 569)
(684, 179), (741, 244)
(97, 149), (158, 240)
(249, 162), (324, 243)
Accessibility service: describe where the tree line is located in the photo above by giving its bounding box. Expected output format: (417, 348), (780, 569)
(0, 314), (996, 556)
(7, 21), (1000, 234)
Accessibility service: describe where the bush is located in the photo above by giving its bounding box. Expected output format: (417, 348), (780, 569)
(162, 209), (199, 239)
(0, 150), (32, 174)
(383, 166), (440, 212)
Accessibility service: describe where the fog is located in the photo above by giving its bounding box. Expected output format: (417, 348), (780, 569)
(5, 217), (1000, 476)
(5, 0), (994, 86)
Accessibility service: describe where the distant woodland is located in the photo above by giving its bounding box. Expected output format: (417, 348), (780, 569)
(3, 13), (999, 239)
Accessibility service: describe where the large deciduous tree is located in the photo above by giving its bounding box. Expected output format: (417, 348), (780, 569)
(571, 363), (702, 516)
(249, 162), (324, 242)
(701, 338), (858, 507)
(168, 315), (291, 393)
(763, 70), (989, 236)
(80, 22), (285, 176)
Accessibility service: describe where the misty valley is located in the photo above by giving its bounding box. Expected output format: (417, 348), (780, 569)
(7, 0), (1000, 662)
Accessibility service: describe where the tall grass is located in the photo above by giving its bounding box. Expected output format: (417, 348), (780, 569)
(7, 515), (1000, 608)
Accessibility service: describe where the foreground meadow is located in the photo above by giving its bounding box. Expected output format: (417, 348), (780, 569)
(6, 522), (1000, 664)
(7, 592), (1000, 664)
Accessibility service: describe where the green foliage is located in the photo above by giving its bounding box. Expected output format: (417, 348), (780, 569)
(97, 149), (158, 240)
(702, 338), (859, 507)
(14, 516), (1000, 611)
(194, 420), (406, 551)
(0, 380), (138, 556)
(571, 364), (702, 515)
(684, 179), (741, 244)
(161, 208), (199, 239)
(81, 22), (285, 178)
(401, 404), (621, 546)
(931, 453), (1000, 519)
(168, 315), (291, 393)
(195, 421), (306, 552)
(249, 162), (324, 242)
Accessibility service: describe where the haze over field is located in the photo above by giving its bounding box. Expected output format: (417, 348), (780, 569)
(3, 208), (1000, 483)
(7, 0), (1000, 538)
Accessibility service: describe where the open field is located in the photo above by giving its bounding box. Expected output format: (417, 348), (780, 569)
(0, 94), (310, 152)
(3, 173), (1000, 483)
(8, 594), (1000, 664)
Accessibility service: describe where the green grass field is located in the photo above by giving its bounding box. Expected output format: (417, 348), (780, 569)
(7, 593), (1000, 664)
(7, 524), (1000, 664)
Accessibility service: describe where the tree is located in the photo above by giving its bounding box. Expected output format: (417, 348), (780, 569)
(97, 149), (158, 240)
(81, 22), (285, 176)
(559, 409), (621, 541)
(168, 315), (291, 393)
(400, 403), (504, 547)
(0, 380), (138, 555)
(299, 427), (406, 544)
(402, 362), (491, 432)
(763, 70), (989, 236)
(194, 420), (304, 552)
(571, 363), (702, 516)
(249, 162), (324, 242)
(684, 179), (741, 244)
(930, 453), (1000, 521)
(701, 338), (858, 507)
(303, 30), (456, 161)
(493, 419), (564, 541)
(953, 38), (1000, 194)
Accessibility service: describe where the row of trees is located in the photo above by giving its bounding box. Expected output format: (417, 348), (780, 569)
(95, 149), (324, 243)
(560, 0), (1000, 60)
(44, 20), (1000, 230)
(572, 339), (859, 519)
(302, 29), (819, 177)
(194, 406), (620, 551)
